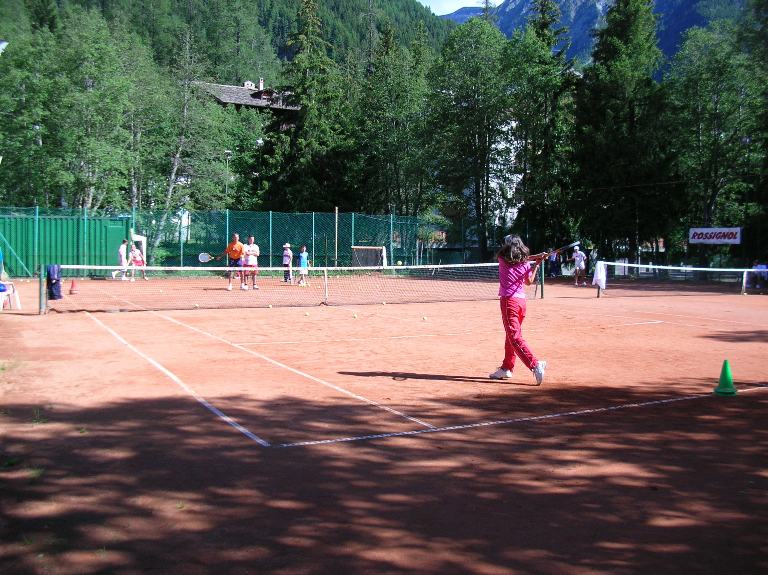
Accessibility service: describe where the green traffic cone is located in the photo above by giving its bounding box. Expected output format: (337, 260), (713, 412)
(714, 360), (737, 396)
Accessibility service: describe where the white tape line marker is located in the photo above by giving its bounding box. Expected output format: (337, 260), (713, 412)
(86, 312), (271, 447)
(276, 385), (768, 448)
(157, 313), (436, 429)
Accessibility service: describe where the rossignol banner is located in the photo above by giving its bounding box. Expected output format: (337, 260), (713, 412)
(688, 227), (741, 244)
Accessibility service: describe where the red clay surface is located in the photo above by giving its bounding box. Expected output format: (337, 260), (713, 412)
(1, 279), (767, 574)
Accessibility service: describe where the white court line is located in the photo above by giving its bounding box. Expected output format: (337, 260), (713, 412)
(86, 312), (271, 447)
(630, 310), (764, 327)
(276, 385), (768, 448)
(242, 318), (667, 346)
(156, 313), (436, 429)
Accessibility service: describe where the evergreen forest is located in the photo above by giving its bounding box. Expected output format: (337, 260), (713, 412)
(0, 0), (766, 263)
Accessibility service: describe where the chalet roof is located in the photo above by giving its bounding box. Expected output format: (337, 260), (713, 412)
(195, 82), (299, 111)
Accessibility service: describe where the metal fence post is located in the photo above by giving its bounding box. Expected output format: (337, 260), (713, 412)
(334, 206), (338, 267)
(83, 207), (88, 266)
(312, 212), (315, 265)
(389, 212), (394, 267)
(269, 211), (273, 267)
(38, 264), (46, 315)
(351, 212), (355, 248)
(179, 216), (184, 266)
(34, 205), (39, 276)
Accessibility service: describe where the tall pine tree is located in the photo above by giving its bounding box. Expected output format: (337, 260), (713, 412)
(573, 0), (672, 262)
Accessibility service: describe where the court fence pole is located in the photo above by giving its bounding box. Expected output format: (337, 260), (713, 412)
(38, 264), (46, 315)
(389, 212), (394, 268)
(312, 212), (315, 265)
(334, 206), (338, 267)
(351, 212), (355, 248)
(179, 216), (184, 266)
(269, 211), (273, 267)
(34, 205), (39, 277)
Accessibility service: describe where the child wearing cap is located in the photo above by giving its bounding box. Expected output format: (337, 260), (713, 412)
(489, 234), (547, 385)
(282, 243), (293, 283)
(570, 246), (587, 286)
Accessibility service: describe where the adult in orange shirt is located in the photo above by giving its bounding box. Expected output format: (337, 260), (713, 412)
(217, 233), (245, 291)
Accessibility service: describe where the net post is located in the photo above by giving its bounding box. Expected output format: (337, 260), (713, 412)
(741, 271), (747, 295)
(539, 260), (544, 299)
(38, 264), (46, 315)
(323, 267), (329, 304)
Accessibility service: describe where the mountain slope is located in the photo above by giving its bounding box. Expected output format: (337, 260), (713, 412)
(441, 0), (726, 62)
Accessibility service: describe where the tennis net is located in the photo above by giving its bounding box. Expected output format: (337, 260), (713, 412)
(593, 261), (761, 296)
(43, 263), (542, 313)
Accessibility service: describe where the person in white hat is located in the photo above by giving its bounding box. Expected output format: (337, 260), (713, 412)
(282, 243), (293, 284)
(569, 246), (587, 286)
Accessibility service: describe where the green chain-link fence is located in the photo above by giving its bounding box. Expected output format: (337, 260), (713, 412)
(0, 207), (476, 277)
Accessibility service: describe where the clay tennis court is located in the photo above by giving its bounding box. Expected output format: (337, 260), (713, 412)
(1, 278), (767, 574)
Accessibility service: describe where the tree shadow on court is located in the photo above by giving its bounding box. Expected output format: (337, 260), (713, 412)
(1, 383), (767, 575)
(700, 329), (768, 343)
(338, 370), (534, 385)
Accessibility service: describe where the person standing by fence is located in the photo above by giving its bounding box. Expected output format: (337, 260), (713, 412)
(282, 243), (293, 284)
(111, 239), (129, 281)
(217, 233), (245, 291)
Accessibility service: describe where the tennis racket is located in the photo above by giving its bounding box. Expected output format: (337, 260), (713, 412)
(529, 241), (580, 262)
(198, 252), (216, 263)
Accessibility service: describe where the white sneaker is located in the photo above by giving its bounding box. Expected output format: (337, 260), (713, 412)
(582, 282), (587, 286)
(489, 367), (513, 380)
(252, 285), (259, 290)
(130, 278), (135, 282)
(533, 361), (547, 386)
(240, 284), (248, 290)
(111, 270), (117, 279)
(226, 285), (232, 291)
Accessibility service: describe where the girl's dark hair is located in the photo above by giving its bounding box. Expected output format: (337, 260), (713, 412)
(496, 234), (529, 264)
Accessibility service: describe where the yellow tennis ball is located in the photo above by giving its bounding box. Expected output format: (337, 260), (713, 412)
(268, 304), (272, 308)
(422, 316), (427, 321)
(382, 301), (387, 305)
(397, 260), (402, 266)
(194, 303), (199, 308)
(305, 312), (309, 316)
(353, 313), (358, 319)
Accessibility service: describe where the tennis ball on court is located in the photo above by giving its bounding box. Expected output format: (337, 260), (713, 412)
(382, 301), (387, 305)
(422, 316), (427, 321)
(268, 304), (273, 308)
(305, 311), (310, 316)
(353, 313), (358, 319)
(397, 260), (402, 265)
(194, 303), (199, 308)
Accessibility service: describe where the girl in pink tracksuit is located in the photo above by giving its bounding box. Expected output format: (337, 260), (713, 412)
(489, 234), (547, 385)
